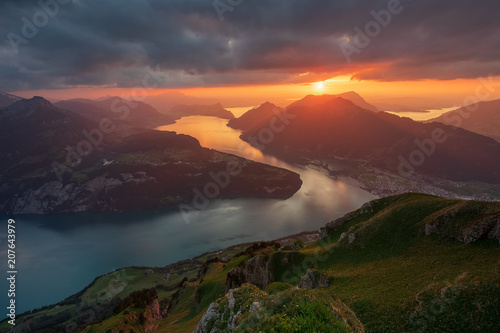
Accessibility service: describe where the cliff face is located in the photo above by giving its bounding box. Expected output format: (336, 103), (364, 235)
(226, 256), (273, 292)
(143, 299), (162, 332)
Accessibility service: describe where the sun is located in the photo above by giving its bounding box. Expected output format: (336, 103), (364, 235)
(314, 81), (325, 91)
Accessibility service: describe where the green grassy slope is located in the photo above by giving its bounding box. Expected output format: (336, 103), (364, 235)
(3, 193), (499, 332)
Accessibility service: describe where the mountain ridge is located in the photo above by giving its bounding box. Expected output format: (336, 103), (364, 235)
(426, 99), (500, 142)
(227, 101), (282, 131)
(0, 97), (302, 214)
(240, 97), (500, 183)
(286, 91), (379, 112)
(55, 97), (175, 129)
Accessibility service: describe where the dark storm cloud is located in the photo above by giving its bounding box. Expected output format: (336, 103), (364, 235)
(1, 0), (499, 90)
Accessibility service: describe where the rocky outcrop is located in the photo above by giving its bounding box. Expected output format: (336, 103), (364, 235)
(459, 217), (499, 243)
(226, 256), (273, 292)
(194, 284), (267, 333)
(143, 299), (162, 332)
(226, 266), (246, 292)
(194, 302), (220, 333)
(300, 269), (330, 290)
(488, 220), (500, 242)
(348, 233), (356, 243)
(195, 283), (364, 333)
(319, 200), (375, 239)
(10, 181), (79, 214)
(278, 240), (304, 251)
(425, 212), (500, 243)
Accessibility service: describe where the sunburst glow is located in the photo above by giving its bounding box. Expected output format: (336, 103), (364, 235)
(315, 81), (325, 91)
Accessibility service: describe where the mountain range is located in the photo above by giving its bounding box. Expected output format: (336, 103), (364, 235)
(143, 92), (236, 119)
(227, 92), (378, 132)
(55, 97), (175, 129)
(286, 91), (379, 112)
(144, 91), (218, 113)
(237, 96), (500, 183)
(0, 97), (301, 214)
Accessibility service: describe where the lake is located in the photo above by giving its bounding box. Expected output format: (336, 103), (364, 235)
(1, 116), (375, 313)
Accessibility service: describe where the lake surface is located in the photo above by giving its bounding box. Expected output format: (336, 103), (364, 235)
(1, 116), (375, 313)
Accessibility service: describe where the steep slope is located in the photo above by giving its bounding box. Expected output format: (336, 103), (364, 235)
(427, 99), (500, 142)
(6, 193), (499, 333)
(0, 97), (302, 214)
(241, 97), (500, 183)
(0, 91), (23, 109)
(227, 102), (282, 131)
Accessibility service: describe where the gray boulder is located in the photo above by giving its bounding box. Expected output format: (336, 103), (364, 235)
(300, 269), (330, 290)
(348, 233), (356, 244)
(194, 302), (220, 333)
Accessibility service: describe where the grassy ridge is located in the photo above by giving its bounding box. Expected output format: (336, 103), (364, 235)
(4, 193), (499, 332)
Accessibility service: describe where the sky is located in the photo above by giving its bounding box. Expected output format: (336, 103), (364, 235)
(1, 0), (500, 107)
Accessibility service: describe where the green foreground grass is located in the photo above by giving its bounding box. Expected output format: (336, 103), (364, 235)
(3, 193), (499, 333)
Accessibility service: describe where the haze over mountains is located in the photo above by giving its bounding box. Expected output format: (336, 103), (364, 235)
(168, 103), (235, 120)
(0, 90), (237, 125)
(144, 91), (217, 112)
(55, 97), (174, 129)
(143, 91), (237, 119)
(0, 91), (23, 109)
(428, 99), (500, 142)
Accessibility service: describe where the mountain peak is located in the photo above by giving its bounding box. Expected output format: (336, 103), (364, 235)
(286, 92), (378, 112)
(227, 102), (283, 131)
(0, 96), (60, 123)
(20, 96), (58, 112)
(7, 96), (56, 110)
(258, 101), (277, 109)
(31, 96), (55, 106)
